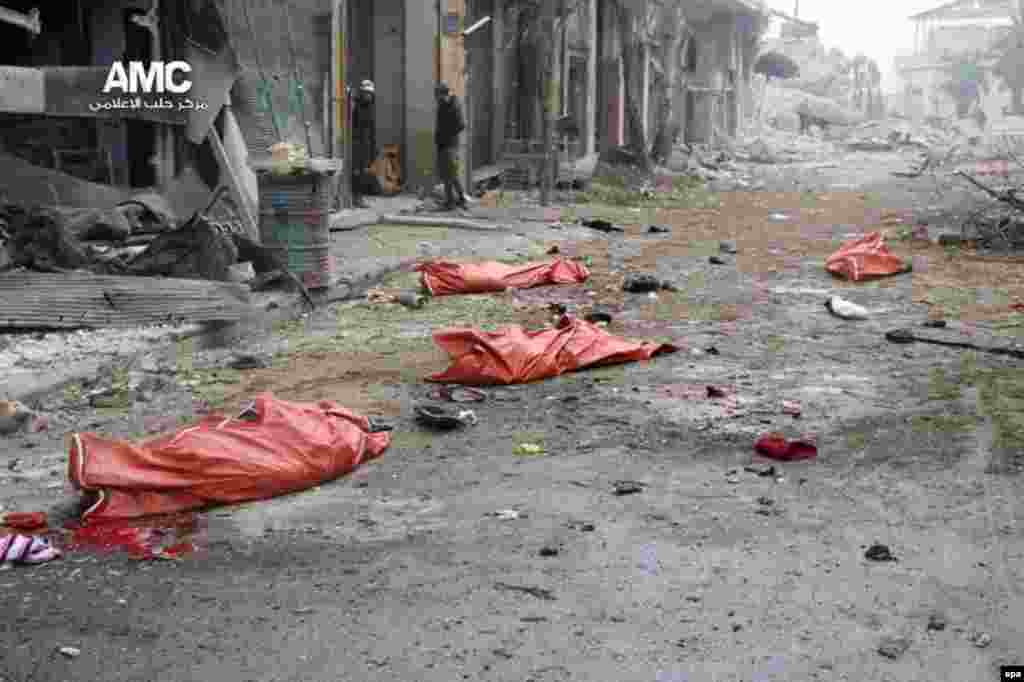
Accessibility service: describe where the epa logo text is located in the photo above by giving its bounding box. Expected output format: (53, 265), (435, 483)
(1002, 666), (1024, 680)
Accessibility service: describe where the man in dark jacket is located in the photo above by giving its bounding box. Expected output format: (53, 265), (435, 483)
(435, 82), (467, 210)
(352, 79), (377, 208)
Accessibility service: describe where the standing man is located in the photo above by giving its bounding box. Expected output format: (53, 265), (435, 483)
(352, 79), (377, 209)
(435, 82), (468, 210)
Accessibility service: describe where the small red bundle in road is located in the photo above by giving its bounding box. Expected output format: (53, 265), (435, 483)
(417, 258), (589, 296)
(67, 394), (390, 522)
(427, 315), (678, 385)
(825, 232), (908, 282)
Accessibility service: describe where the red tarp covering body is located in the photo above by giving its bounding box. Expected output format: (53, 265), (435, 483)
(67, 394), (389, 522)
(825, 232), (906, 282)
(418, 258), (590, 296)
(427, 316), (679, 385)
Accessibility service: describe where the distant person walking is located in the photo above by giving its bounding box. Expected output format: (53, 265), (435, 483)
(435, 82), (467, 211)
(352, 79), (377, 209)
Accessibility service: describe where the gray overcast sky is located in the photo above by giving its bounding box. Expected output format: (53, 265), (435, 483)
(764, 0), (940, 90)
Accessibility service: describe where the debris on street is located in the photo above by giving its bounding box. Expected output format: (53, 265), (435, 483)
(1, 512), (48, 531)
(67, 394), (390, 522)
(0, 534), (61, 565)
(427, 316), (678, 385)
(825, 295), (870, 320)
(865, 543), (897, 562)
(414, 404), (478, 430)
(825, 232), (909, 281)
(612, 481), (646, 496)
(877, 636), (910, 659)
(417, 258), (589, 296)
(494, 583), (556, 600)
(0, 271), (252, 330)
(580, 218), (624, 233)
(754, 433), (818, 461)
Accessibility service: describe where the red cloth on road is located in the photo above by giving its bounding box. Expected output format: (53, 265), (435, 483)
(427, 315), (679, 386)
(1, 512), (48, 531)
(825, 232), (906, 282)
(67, 394), (390, 522)
(417, 258), (589, 296)
(755, 433), (818, 461)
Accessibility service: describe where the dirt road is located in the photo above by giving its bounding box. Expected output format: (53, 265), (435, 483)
(2, 151), (1023, 682)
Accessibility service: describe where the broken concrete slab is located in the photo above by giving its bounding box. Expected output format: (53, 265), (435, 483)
(0, 271), (251, 330)
(0, 152), (131, 209)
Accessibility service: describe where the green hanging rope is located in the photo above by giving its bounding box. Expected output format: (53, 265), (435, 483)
(241, 0), (282, 141)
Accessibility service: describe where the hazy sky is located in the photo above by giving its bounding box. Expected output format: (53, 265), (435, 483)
(765, 0), (941, 90)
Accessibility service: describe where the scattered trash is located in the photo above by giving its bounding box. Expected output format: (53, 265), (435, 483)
(430, 386), (487, 403)
(825, 295), (870, 320)
(744, 465), (777, 477)
(229, 354), (269, 370)
(489, 510), (521, 521)
(825, 232), (909, 282)
(396, 292), (426, 309)
(648, 225), (671, 234)
(768, 213), (790, 222)
(709, 256), (729, 266)
(971, 632), (992, 648)
(584, 310), (613, 324)
(568, 520), (596, 532)
(538, 546), (559, 557)
(2, 512), (47, 531)
(580, 218), (624, 233)
(68, 394), (390, 522)
(1, 534), (61, 565)
(0, 400), (35, 436)
(705, 346), (720, 355)
(865, 543), (896, 562)
(417, 258), (589, 295)
(782, 400), (802, 417)
(427, 316), (677, 386)
(877, 636), (910, 659)
(58, 646), (81, 658)
(884, 328), (1024, 359)
(613, 481), (645, 496)
(623, 274), (663, 293)
(719, 240), (738, 254)
(494, 582), (556, 600)
(926, 613), (947, 631)
(754, 433), (818, 461)
(547, 245), (560, 254)
(923, 320), (947, 328)
(415, 404), (478, 430)
(706, 385), (729, 399)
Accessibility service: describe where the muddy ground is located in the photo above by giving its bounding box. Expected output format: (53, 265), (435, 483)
(2, 150), (1023, 682)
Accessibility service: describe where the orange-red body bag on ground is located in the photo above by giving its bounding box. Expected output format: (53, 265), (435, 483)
(418, 258), (589, 296)
(427, 316), (679, 385)
(825, 232), (905, 282)
(67, 394), (389, 522)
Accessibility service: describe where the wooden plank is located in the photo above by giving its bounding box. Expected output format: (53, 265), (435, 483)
(208, 126), (260, 241)
(0, 271), (252, 330)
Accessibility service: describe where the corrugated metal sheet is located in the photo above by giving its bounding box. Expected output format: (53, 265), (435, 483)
(0, 271), (252, 330)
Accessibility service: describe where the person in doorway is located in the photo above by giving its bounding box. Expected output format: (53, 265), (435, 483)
(435, 82), (467, 210)
(352, 79), (377, 209)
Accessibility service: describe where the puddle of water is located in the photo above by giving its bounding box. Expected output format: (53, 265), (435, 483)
(63, 513), (205, 560)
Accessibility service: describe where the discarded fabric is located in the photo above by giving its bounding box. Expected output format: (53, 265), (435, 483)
(825, 295), (870, 320)
(622, 274), (662, 293)
(67, 394), (390, 522)
(0, 534), (61, 565)
(754, 433), (817, 461)
(417, 258), (589, 296)
(825, 232), (907, 282)
(580, 219), (624, 233)
(427, 316), (678, 386)
(2, 512), (47, 531)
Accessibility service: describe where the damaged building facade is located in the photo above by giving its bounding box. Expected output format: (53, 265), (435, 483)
(0, 0), (767, 222)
